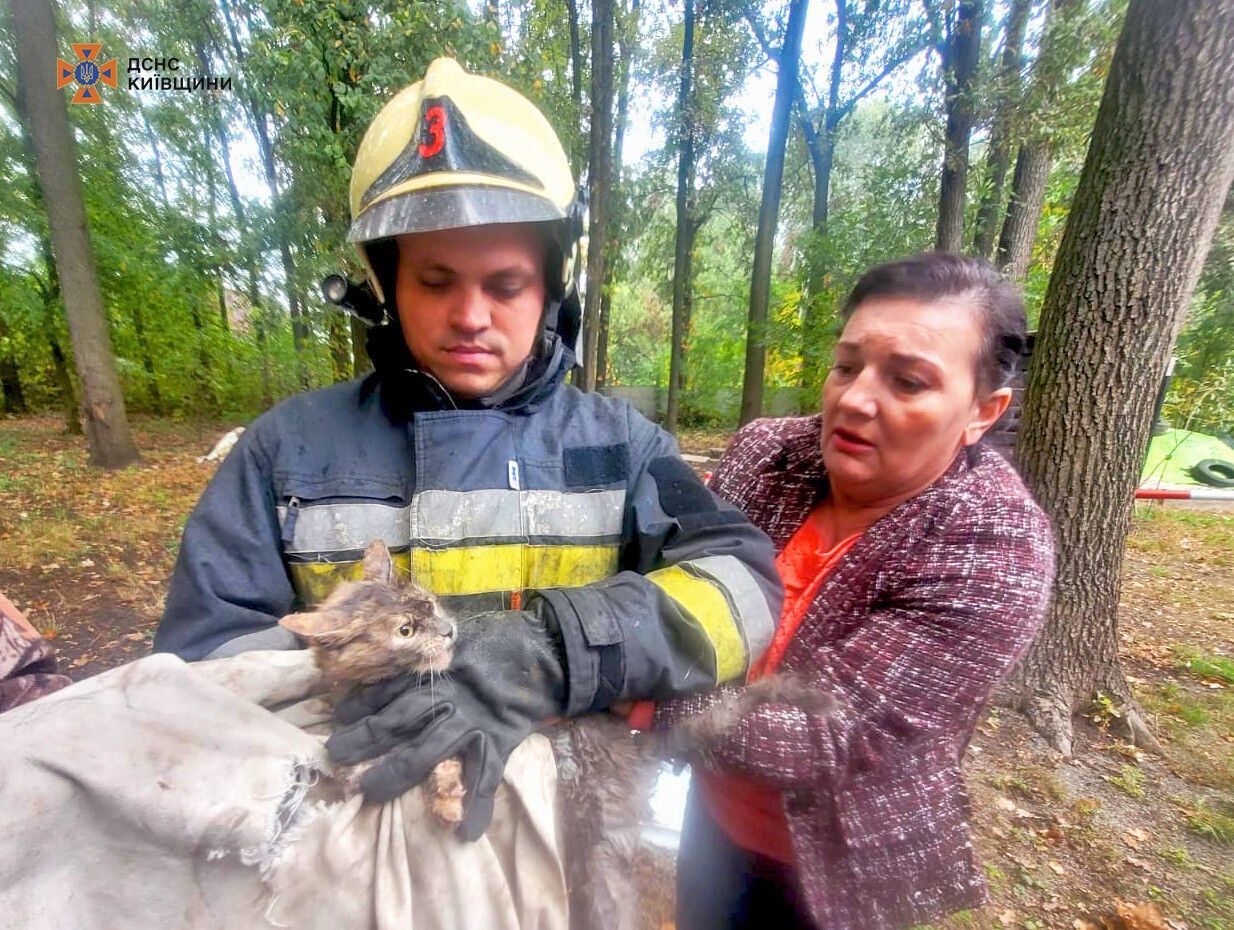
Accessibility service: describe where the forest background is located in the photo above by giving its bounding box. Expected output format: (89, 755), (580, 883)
(1, 0), (1230, 437)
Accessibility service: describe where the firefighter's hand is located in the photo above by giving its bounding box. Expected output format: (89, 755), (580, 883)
(326, 608), (567, 840)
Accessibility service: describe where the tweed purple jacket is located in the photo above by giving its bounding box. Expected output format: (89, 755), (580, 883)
(659, 415), (1055, 930)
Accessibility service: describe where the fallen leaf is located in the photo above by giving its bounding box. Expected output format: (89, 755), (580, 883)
(1122, 828), (1149, 849)
(1048, 860), (1066, 875)
(999, 909), (1017, 927)
(69, 655), (90, 668)
(996, 796), (1017, 812)
(1127, 856), (1152, 870)
(1115, 901), (1167, 930)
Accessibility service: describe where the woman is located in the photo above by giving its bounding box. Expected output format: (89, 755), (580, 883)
(659, 253), (1056, 930)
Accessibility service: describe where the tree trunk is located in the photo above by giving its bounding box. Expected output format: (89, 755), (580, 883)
(565, 0), (585, 174)
(130, 301), (163, 414)
(972, 0), (1032, 258)
(740, 0), (809, 426)
(994, 0), (1084, 280)
(187, 300), (221, 415)
(934, 0), (983, 252)
(203, 147), (232, 342)
(11, 0), (138, 467)
(597, 0), (641, 392)
(666, 0), (697, 434)
(579, 0), (615, 392)
(0, 314), (29, 414)
(799, 0), (846, 397)
(216, 0), (308, 386)
(48, 333), (81, 434)
(1010, 0), (1234, 756)
(996, 141), (1052, 280)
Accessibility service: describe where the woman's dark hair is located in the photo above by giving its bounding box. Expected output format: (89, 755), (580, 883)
(842, 252), (1026, 395)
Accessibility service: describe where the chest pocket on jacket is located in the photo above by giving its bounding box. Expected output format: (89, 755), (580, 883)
(277, 476), (410, 607)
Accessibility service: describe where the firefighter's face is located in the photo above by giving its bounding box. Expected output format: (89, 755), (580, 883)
(395, 224), (547, 399)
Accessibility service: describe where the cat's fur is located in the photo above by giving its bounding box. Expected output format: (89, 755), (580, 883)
(278, 543), (466, 822)
(283, 540), (834, 930)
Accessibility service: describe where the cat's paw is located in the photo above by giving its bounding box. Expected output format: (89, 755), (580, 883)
(337, 759), (377, 798)
(429, 758), (466, 825)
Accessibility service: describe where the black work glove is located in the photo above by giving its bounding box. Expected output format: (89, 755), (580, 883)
(325, 607), (568, 840)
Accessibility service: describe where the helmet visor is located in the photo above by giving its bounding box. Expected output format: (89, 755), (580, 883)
(348, 185), (566, 244)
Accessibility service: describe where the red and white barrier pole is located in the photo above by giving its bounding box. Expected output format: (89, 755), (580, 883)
(1136, 487), (1234, 501)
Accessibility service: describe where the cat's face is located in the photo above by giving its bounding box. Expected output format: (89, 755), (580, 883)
(279, 541), (456, 685)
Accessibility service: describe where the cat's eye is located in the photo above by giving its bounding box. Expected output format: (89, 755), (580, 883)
(397, 623), (413, 638)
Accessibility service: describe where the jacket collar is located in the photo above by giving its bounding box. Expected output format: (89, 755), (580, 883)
(361, 323), (573, 421)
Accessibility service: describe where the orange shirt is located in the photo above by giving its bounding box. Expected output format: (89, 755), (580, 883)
(696, 509), (859, 863)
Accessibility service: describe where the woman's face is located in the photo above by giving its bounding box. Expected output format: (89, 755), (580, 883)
(820, 297), (1011, 506)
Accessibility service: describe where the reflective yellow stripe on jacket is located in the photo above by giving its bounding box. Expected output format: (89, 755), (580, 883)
(281, 489), (623, 603)
(648, 554), (776, 683)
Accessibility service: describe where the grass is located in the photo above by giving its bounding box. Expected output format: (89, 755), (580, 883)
(1156, 845), (1193, 868)
(1176, 648), (1234, 686)
(1181, 798), (1234, 845)
(1105, 764), (1146, 799)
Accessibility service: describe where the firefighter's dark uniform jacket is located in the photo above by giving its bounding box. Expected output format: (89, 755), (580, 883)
(155, 330), (782, 714)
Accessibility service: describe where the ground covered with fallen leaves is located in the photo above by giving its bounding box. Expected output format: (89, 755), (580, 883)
(2, 417), (1231, 930)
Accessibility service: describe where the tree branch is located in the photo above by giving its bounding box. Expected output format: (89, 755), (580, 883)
(837, 36), (933, 120)
(742, 2), (822, 152)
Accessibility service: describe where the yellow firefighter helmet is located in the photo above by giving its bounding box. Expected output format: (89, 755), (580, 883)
(348, 57), (583, 306)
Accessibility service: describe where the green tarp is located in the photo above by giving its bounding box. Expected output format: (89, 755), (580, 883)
(1142, 428), (1234, 487)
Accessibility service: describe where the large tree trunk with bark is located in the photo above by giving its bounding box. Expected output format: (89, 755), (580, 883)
(1009, 0), (1234, 756)
(579, 0), (614, 392)
(972, 0), (1032, 258)
(740, 0), (809, 426)
(934, 0), (983, 252)
(11, 0), (138, 467)
(666, 0), (697, 434)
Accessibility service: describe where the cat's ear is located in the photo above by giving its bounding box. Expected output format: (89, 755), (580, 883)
(279, 610), (348, 641)
(361, 540), (394, 586)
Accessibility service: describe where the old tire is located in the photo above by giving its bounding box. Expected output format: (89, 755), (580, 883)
(1190, 459), (1234, 488)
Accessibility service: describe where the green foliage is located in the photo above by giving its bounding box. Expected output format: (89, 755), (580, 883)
(1167, 206), (1234, 437)
(0, 0), (1227, 442)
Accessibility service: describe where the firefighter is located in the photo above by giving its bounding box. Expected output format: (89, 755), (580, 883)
(155, 57), (781, 839)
